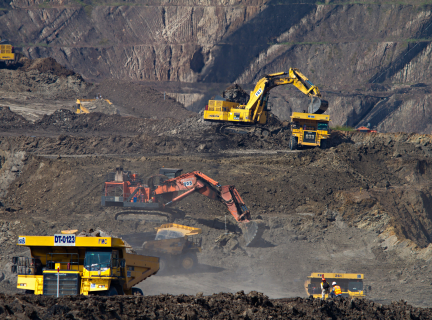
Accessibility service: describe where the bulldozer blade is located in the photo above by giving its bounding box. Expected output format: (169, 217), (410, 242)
(308, 97), (329, 114)
(239, 220), (258, 246)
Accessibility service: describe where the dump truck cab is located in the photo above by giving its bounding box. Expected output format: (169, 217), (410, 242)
(304, 273), (365, 299)
(290, 112), (330, 149)
(12, 231), (159, 296)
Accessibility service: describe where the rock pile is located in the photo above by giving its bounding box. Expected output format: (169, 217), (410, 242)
(0, 292), (431, 319)
(223, 84), (249, 105)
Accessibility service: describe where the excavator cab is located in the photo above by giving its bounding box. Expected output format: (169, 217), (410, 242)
(159, 168), (182, 179)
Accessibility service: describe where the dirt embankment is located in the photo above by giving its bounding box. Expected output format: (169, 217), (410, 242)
(0, 56), (194, 122)
(0, 107), (182, 137)
(84, 79), (196, 120)
(0, 293), (431, 320)
(0, 56), (90, 99)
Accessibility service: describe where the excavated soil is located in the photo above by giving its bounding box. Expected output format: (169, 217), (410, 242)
(84, 79), (195, 120)
(0, 107), (182, 137)
(0, 293), (431, 319)
(223, 84), (249, 105)
(0, 57), (195, 122)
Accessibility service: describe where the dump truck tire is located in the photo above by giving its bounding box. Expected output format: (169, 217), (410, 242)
(320, 139), (328, 149)
(180, 253), (198, 271)
(98, 286), (118, 296)
(290, 136), (297, 150)
(132, 288), (144, 296)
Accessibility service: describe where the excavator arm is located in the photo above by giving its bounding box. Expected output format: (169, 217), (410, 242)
(245, 68), (327, 122)
(153, 171), (258, 245)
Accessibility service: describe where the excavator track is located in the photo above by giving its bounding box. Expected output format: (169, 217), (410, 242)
(216, 124), (271, 138)
(114, 210), (173, 222)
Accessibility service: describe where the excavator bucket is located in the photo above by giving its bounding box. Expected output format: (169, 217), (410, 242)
(239, 220), (258, 246)
(308, 97), (329, 114)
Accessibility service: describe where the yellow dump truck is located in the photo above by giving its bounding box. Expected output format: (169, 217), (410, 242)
(290, 112), (330, 150)
(142, 223), (202, 273)
(304, 273), (365, 299)
(12, 231), (159, 296)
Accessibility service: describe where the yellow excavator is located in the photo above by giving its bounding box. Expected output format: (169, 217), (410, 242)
(203, 69), (330, 146)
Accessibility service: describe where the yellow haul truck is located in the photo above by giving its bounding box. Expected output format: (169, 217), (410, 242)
(142, 223), (202, 273)
(304, 273), (365, 299)
(11, 231), (159, 296)
(289, 112), (330, 150)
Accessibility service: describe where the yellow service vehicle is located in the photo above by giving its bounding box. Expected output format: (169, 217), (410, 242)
(203, 68), (328, 136)
(11, 231), (159, 296)
(76, 98), (113, 114)
(0, 38), (15, 63)
(142, 223), (202, 273)
(289, 112), (330, 150)
(304, 273), (366, 299)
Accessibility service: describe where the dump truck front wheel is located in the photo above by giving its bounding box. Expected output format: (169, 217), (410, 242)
(97, 286), (118, 296)
(180, 253), (198, 271)
(320, 139), (328, 149)
(290, 136), (298, 150)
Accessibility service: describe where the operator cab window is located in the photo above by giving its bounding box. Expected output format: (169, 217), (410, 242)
(84, 249), (112, 271)
(317, 122), (329, 131)
(155, 230), (184, 240)
(348, 280), (363, 292)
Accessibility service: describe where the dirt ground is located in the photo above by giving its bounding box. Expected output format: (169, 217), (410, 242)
(0, 293), (430, 320)
(0, 57), (194, 123)
(1, 57), (432, 316)
(2, 134), (432, 308)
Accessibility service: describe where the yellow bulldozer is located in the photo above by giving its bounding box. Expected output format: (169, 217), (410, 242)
(12, 230), (159, 296)
(203, 68), (330, 145)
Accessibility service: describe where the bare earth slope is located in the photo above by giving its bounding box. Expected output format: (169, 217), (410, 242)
(1, 0), (432, 131)
(1, 129), (432, 306)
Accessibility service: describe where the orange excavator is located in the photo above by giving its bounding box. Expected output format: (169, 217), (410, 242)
(101, 167), (258, 246)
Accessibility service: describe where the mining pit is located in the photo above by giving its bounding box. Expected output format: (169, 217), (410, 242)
(1, 57), (432, 318)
